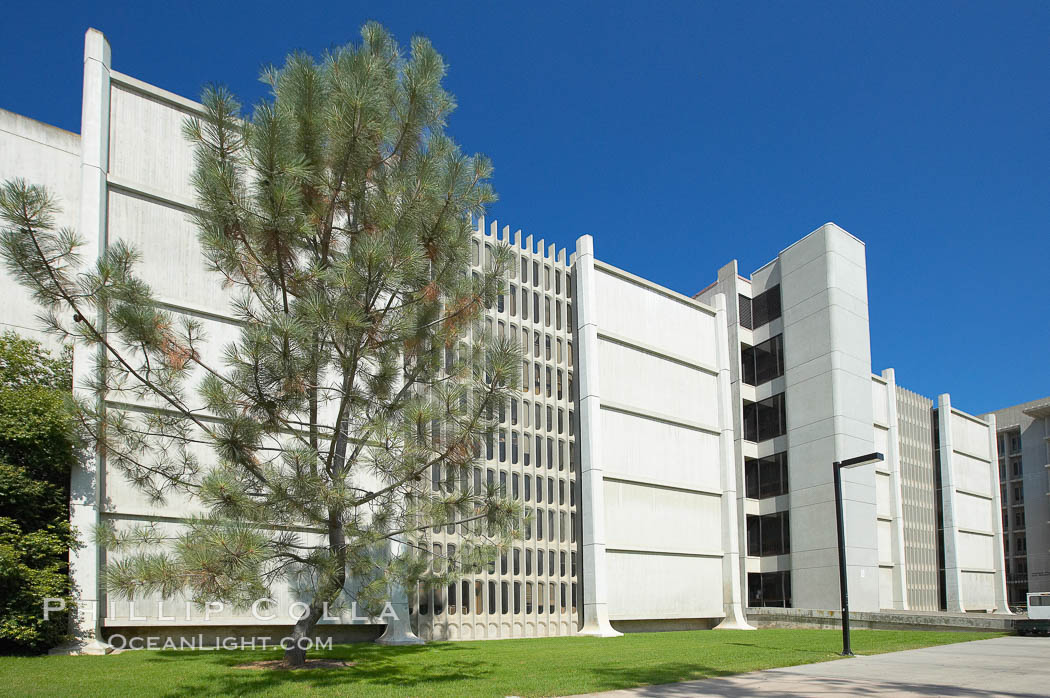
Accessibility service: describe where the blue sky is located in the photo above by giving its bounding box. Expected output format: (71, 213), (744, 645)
(2, 1), (1046, 413)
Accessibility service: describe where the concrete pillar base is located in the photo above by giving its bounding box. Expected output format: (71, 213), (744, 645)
(578, 617), (623, 637)
(715, 604), (754, 630)
(375, 630), (425, 646)
(375, 600), (424, 646)
(49, 638), (113, 655)
(714, 616), (755, 631)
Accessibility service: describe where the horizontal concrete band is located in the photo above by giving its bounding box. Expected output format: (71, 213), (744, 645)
(98, 510), (326, 535)
(108, 174), (198, 213)
(592, 259), (716, 316)
(603, 473), (722, 497)
(745, 606), (1018, 632)
(600, 400), (720, 436)
(607, 546), (723, 559)
(954, 487), (994, 501)
(111, 70), (207, 118)
(596, 329), (717, 375)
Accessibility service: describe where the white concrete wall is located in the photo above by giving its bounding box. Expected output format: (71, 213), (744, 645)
(778, 224), (880, 612)
(575, 248), (732, 628)
(938, 396), (1009, 612)
(0, 108), (81, 348)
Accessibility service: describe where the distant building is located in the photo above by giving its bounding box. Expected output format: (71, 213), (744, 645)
(0, 29), (1010, 649)
(981, 398), (1050, 607)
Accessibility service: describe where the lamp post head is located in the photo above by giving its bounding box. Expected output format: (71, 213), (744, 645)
(836, 452), (884, 469)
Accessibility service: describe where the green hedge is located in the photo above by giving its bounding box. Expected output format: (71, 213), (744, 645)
(0, 333), (76, 654)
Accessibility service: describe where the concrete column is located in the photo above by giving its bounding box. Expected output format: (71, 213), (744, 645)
(573, 235), (620, 637)
(882, 369), (909, 610)
(713, 293), (752, 630)
(985, 414), (1011, 613)
(375, 540), (424, 645)
(60, 28), (113, 655)
(937, 394), (965, 612)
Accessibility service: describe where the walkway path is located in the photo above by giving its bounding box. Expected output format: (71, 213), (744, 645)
(574, 636), (1048, 697)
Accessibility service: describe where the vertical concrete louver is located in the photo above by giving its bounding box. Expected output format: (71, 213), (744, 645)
(894, 385), (939, 611)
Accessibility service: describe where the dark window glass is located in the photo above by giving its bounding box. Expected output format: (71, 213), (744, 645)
(741, 335), (784, 387)
(746, 511), (791, 556)
(747, 570), (792, 608)
(752, 285), (782, 328)
(743, 393), (787, 442)
(745, 452), (789, 499)
(738, 294), (753, 330)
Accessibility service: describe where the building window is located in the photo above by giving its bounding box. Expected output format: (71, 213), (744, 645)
(738, 294), (753, 330)
(743, 393), (787, 442)
(747, 511), (790, 556)
(752, 285), (782, 328)
(748, 571), (791, 608)
(741, 335), (785, 386)
(745, 452), (789, 499)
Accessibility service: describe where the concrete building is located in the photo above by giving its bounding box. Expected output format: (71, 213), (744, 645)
(0, 29), (1010, 649)
(695, 230), (1008, 616)
(981, 397), (1050, 606)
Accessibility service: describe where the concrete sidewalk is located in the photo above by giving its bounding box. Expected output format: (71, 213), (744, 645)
(574, 636), (1049, 697)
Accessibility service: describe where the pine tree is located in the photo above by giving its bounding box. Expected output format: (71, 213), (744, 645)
(0, 22), (520, 665)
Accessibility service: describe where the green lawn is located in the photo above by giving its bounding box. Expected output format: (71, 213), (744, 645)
(0, 629), (1004, 697)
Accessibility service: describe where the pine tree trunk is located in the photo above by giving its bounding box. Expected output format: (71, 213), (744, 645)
(284, 601), (325, 667)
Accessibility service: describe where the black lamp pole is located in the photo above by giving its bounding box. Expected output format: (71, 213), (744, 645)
(833, 452), (884, 657)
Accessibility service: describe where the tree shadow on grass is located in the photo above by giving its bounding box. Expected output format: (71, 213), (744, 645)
(138, 642), (494, 697)
(575, 661), (739, 694)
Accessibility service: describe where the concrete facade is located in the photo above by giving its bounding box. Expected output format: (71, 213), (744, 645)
(696, 224), (1007, 616)
(982, 397), (1050, 604)
(0, 30), (1011, 648)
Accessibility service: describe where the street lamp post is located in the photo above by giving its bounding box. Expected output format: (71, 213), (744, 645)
(833, 451), (884, 657)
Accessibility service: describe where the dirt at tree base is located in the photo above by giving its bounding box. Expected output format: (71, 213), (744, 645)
(234, 659), (357, 671)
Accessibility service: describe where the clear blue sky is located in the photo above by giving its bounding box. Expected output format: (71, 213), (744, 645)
(2, 1), (1046, 414)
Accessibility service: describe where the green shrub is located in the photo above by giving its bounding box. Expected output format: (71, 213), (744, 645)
(0, 332), (76, 653)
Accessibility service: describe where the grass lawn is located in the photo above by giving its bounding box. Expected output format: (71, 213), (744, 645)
(0, 628), (1004, 697)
